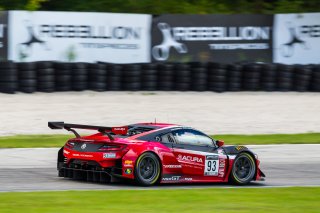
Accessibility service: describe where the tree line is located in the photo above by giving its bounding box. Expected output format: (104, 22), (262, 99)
(0, 0), (319, 14)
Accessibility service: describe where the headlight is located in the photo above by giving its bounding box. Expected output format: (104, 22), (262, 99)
(254, 154), (259, 160)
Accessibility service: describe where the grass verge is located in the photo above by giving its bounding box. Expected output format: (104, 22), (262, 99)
(0, 187), (319, 213)
(0, 133), (319, 148)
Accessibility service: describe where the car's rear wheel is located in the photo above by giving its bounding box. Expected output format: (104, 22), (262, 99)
(230, 152), (256, 185)
(134, 152), (160, 186)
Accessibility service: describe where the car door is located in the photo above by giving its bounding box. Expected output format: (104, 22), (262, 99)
(171, 128), (225, 178)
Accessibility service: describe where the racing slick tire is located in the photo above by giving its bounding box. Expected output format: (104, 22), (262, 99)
(230, 152), (256, 185)
(134, 152), (161, 186)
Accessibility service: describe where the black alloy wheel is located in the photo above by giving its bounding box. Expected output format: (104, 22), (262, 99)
(134, 152), (160, 186)
(230, 152), (256, 185)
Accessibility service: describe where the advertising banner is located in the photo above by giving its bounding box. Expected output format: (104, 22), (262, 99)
(151, 14), (273, 63)
(273, 13), (320, 64)
(0, 11), (8, 61)
(8, 11), (151, 63)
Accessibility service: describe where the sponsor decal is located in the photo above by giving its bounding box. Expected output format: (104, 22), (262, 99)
(63, 149), (70, 155)
(162, 176), (181, 181)
(112, 126), (128, 135)
(152, 23), (188, 61)
(124, 168), (132, 174)
(184, 177), (193, 181)
(81, 143), (87, 150)
(178, 154), (203, 163)
(273, 13), (320, 64)
(219, 159), (226, 168)
(153, 23), (270, 61)
(73, 153), (93, 158)
(103, 153), (116, 158)
(9, 11), (151, 63)
(124, 160), (133, 167)
(280, 22), (309, 57)
(163, 164), (182, 169)
(218, 170), (225, 177)
(152, 14), (273, 63)
(206, 155), (218, 160)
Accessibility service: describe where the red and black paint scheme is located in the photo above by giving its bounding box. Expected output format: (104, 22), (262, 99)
(49, 121), (265, 186)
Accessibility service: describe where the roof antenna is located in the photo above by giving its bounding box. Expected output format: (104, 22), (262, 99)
(154, 118), (157, 124)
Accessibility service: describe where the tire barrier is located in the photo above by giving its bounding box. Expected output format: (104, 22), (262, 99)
(17, 62), (37, 93)
(157, 63), (174, 91)
(36, 61), (55, 93)
(0, 62), (17, 94)
(208, 62), (227, 92)
(227, 64), (242, 92)
(0, 61), (319, 94)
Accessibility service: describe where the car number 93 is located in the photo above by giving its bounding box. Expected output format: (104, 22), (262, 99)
(204, 155), (219, 176)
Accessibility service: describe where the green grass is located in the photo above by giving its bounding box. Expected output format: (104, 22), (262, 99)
(213, 133), (320, 145)
(0, 133), (319, 148)
(0, 187), (319, 213)
(0, 134), (70, 148)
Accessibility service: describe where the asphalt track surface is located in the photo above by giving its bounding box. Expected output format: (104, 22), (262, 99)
(0, 145), (319, 192)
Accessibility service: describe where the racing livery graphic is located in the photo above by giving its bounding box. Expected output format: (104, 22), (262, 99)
(49, 121), (265, 186)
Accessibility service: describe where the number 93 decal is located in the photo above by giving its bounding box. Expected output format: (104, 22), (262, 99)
(204, 155), (219, 176)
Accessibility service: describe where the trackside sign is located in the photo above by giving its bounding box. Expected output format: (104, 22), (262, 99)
(273, 13), (320, 64)
(8, 11), (151, 63)
(151, 14), (273, 63)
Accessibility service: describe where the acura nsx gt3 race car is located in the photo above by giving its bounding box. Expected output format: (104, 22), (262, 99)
(49, 121), (265, 186)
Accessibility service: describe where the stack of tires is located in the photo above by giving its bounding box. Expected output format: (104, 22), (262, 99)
(277, 64), (294, 91)
(227, 64), (242, 91)
(54, 62), (72, 91)
(158, 63), (174, 91)
(207, 63), (227, 92)
(293, 65), (312, 92)
(88, 63), (107, 92)
(71, 63), (88, 91)
(36, 61), (55, 92)
(0, 62), (17, 94)
(242, 63), (261, 91)
(107, 64), (122, 91)
(174, 63), (191, 91)
(122, 64), (141, 91)
(141, 63), (157, 91)
(260, 63), (277, 91)
(311, 65), (320, 91)
(17, 62), (37, 93)
(190, 62), (207, 91)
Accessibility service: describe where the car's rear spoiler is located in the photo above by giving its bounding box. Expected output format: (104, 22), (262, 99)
(48, 121), (128, 140)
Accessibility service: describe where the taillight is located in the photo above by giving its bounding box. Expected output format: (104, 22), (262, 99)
(99, 144), (127, 152)
(65, 141), (75, 148)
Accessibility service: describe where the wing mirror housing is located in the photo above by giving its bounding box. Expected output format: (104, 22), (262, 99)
(216, 140), (225, 147)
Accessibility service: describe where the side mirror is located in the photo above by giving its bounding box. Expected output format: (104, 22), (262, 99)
(216, 140), (224, 147)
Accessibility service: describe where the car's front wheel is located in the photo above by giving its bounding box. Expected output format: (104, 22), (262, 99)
(230, 152), (256, 185)
(134, 152), (160, 186)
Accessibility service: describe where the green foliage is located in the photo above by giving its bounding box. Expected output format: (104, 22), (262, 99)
(0, 187), (319, 213)
(0, 0), (319, 13)
(0, 133), (319, 148)
(25, 0), (48, 10)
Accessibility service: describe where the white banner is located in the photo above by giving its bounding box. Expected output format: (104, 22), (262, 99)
(273, 13), (320, 64)
(8, 11), (151, 63)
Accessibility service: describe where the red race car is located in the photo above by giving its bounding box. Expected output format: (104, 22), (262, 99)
(49, 121), (265, 186)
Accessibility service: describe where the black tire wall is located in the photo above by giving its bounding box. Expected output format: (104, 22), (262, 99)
(1, 61), (318, 93)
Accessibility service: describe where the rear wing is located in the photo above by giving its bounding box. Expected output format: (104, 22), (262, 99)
(48, 121), (128, 140)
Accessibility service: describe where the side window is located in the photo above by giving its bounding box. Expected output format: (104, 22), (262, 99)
(173, 129), (213, 146)
(155, 133), (174, 143)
